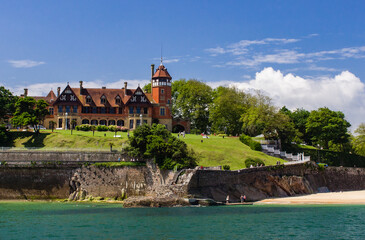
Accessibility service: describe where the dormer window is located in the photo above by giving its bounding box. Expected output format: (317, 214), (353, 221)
(86, 95), (92, 104)
(115, 95), (121, 104)
(101, 95), (106, 104)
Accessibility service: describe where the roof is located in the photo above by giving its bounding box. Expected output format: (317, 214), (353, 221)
(30, 90), (57, 105)
(71, 87), (154, 107)
(152, 64), (172, 80)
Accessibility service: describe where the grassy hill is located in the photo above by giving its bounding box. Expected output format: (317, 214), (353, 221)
(6, 130), (284, 169)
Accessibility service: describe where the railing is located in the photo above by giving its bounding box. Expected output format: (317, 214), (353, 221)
(261, 144), (311, 162)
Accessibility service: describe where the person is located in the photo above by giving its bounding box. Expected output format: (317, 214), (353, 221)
(226, 195), (230, 204)
(127, 131), (130, 138)
(240, 194), (244, 203)
(243, 195), (246, 202)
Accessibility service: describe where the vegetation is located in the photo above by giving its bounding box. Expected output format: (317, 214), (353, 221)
(125, 124), (197, 170)
(93, 162), (145, 167)
(239, 134), (262, 151)
(245, 158), (265, 167)
(11, 97), (49, 134)
(352, 123), (365, 156)
(0, 86), (17, 123)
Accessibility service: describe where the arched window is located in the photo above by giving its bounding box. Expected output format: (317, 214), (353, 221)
(86, 95), (92, 104)
(99, 120), (107, 125)
(82, 119), (90, 124)
(101, 95), (106, 104)
(108, 120), (116, 126)
(115, 95), (121, 104)
(117, 120), (124, 126)
(91, 120), (98, 125)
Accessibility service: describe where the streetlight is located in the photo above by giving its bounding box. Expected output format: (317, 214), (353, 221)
(140, 114), (143, 127)
(65, 112), (68, 130)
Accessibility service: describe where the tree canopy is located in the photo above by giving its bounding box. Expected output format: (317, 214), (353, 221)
(172, 79), (213, 133)
(11, 97), (49, 133)
(306, 107), (350, 149)
(126, 124), (197, 169)
(352, 123), (365, 156)
(0, 86), (17, 123)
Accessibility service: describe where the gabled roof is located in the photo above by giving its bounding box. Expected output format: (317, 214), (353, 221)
(30, 90), (57, 105)
(152, 64), (172, 80)
(125, 86), (151, 105)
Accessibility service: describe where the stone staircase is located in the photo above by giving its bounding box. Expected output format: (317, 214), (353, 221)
(261, 144), (310, 163)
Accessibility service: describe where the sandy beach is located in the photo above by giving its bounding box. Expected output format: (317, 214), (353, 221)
(256, 190), (365, 204)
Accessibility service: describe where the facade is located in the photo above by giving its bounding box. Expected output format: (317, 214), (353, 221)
(26, 63), (179, 131)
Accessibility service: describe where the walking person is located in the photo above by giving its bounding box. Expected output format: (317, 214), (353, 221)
(226, 195), (230, 204)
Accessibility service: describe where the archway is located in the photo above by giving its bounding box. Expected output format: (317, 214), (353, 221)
(99, 120), (107, 125)
(91, 120), (98, 125)
(117, 120), (124, 126)
(82, 119), (89, 124)
(108, 120), (116, 126)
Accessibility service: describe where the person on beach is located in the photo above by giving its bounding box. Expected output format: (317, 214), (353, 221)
(226, 195), (230, 204)
(240, 195), (244, 203)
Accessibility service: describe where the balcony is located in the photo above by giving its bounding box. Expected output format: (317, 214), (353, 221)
(57, 112), (78, 116)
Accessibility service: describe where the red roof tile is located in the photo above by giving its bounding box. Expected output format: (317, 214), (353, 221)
(152, 65), (172, 80)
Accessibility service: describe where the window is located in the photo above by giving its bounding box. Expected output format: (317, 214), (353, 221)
(110, 107), (115, 114)
(129, 106), (134, 114)
(143, 120), (148, 124)
(101, 96), (106, 104)
(86, 96), (92, 104)
(129, 119), (134, 129)
(49, 107), (54, 115)
(144, 107), (148, 114)
(160, 107), (165, 116)
(115, 96), (121, 104)
(117, 120), (124, 126)
(92, 107), (97, 113)
(161, 89), (164, 94)
(73, 106), (77, 113)
(167, 99), (170, 104)
(58, 106), (63, 113)
(136, 119), (141, 127)
(119, 107), (123, 114)
(136, 106), (141, 114)
(101, 107), (106, 114)
(65, 105), (71, 113)
(58, 119), (63, 128)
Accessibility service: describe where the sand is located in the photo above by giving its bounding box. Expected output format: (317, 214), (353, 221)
(256, 190), (365, 205)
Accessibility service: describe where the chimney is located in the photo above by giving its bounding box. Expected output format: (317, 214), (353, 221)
(79, 81), (83, 94)
(102, 86), (106, 89)
(151, 64), (155, 93)
(57, 87), (61, 97)
(124, 82), (128, 95)
(24, 88), (28, 97)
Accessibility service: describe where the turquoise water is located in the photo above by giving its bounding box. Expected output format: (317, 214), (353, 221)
(0, 202), (364, 239)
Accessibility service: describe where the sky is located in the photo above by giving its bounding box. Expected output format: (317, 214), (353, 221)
(1, 0), (365, 130)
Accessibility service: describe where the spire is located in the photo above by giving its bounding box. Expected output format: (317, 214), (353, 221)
(160, 44), (163, 66)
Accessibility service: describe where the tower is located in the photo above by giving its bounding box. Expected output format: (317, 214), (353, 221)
(152, 62), (172, 106)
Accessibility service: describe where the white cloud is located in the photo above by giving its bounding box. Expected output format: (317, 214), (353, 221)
(208, 68), (364, 130)
(163, 58), (180, 64)
(8, 60), (45, 68)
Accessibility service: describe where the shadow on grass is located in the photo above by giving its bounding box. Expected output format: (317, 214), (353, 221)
(9, 131), (50, 148)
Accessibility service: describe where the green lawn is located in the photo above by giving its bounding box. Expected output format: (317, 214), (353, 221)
(7, 130), (284, 169)
(174, 134), (284, 170)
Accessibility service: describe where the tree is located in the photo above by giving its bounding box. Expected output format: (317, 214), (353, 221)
(280, 107), (310, 144)
(0, 86), (17, 123)
(11, 97), (49, 134)
(143, 83), (151, 93)
(352, 123), (365, 156)
(209, 87), (249, 135)
(126, 124), (197, 169)
(306, 107), (351, 149)
(172, 79), (213, 133)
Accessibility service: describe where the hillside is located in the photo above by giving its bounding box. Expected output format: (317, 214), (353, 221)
(6, 130), (284, 169)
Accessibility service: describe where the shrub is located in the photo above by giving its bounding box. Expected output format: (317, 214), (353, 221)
(75, 124), (92, 131)
(222, 165), (230, 170)
(120, 127), (128, 132)
(245, 158), (265, 168)
(239, 134), (262, 151)
(96, 125), (108, 131)
(108, 125), (120, 132)
(218, 134), (227, 137)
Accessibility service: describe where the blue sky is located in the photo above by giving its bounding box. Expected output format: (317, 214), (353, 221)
(1, 0), (365, 129)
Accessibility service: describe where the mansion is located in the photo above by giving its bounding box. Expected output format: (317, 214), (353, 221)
(24, 63), (189, 132)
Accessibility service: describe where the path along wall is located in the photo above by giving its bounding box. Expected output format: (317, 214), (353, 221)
(187, 162), (365, 202)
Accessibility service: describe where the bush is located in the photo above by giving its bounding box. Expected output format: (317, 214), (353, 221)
(108, 125), (120, 132)
(75, 124), (92, 131)
(239, 134), (262, 151)
(245, 158), (265, 168)
(96, 125), (108, 131)
(120, 127), (128, 132)
(222, 165), (230, 170)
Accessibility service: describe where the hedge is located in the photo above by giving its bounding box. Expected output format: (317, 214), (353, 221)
(239, 134), (262, 151)
(245, 158), (265, 167)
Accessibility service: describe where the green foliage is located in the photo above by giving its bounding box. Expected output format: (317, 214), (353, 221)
(75, 124), (92, 131)
(210, 87), (248, 136)
(108, 125), (120, 132)
(11, 97), (49, 133)
(0, 125), (9, 146)
(96, 125), (108, 131)
(0, 86), (17, 122)
(142, 83), (151, 93)
(126, 124), (197, 169)
(239, 134), (262, 151)
(245, 158), (265, 167)
(306, 107), (351, 149)
(222, 165), (230, 170)
(172, 79), (213, 133)
(352, 123), (365, 156)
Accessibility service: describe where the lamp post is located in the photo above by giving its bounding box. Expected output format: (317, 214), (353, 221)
(65, 112), (68, 130)
(140, 114), (143, 127)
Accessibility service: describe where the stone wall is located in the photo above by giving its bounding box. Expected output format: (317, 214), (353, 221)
(187, 162), (365, 202)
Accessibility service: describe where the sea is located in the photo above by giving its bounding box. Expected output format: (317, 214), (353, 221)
(0, 202), (364, 240)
